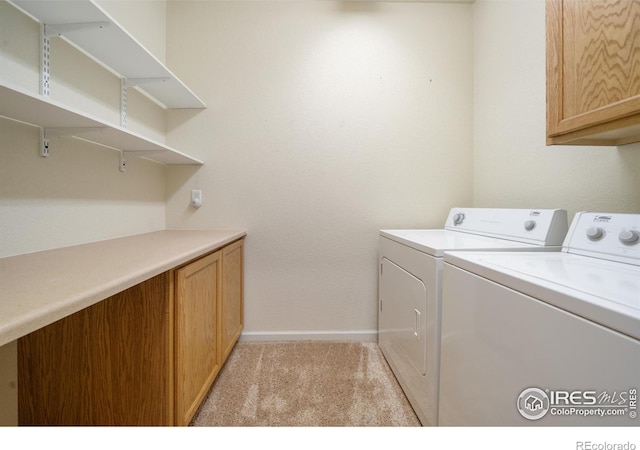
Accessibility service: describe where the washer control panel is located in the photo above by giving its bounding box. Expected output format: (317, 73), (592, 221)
(565, 212), (640, 264)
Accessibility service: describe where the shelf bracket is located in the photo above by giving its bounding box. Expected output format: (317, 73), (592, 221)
(121, 77), (127, 128)
(44, 126), (106, 139)
(120, 78), (171, 128)
(124, 77), (171, 87)
(40, 24), (50, 97)
(40, 127), (107, 158)
(44, 22), (111, 38)
(40, 128), (49, 157)
(40, 22), (109, 98)
(120, 150), (160, 172)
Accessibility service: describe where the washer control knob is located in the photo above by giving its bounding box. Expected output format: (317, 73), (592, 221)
(524, 220), (536, 231)
(619, 230), (639, 245)
(586, 227), (605, 241)
(453, 213), (465, 225)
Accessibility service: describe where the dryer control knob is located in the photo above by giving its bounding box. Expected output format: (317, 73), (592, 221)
(619, 230), (639, 245)
(524, 220), (536, 231)
(453, 213), (465, 225)
(586, 227), (605, 241)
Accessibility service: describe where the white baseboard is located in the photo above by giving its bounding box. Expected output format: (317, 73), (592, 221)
(239, 330), (378, 342)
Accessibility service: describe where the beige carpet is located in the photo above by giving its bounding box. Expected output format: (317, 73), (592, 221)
(190, 341), (421, 427)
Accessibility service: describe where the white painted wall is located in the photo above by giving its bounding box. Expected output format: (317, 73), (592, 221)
(165, 1), (474, 339)
(472, 0), (640, 217)
(0, 1), (168, 258)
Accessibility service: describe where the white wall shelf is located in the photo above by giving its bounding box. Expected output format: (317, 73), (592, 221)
(0, 82), (204, 169)
(10, 0), (207, 109)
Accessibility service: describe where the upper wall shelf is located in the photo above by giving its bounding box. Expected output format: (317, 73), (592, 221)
(9, 0), (206, 109)
(0, 81), (204, 167)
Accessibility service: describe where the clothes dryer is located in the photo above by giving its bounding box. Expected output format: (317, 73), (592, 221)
(378, 208), (568, 426)
(439, 212), (640, 426)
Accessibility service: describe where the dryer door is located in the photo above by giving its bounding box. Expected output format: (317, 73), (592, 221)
(379, 258), (427, 375)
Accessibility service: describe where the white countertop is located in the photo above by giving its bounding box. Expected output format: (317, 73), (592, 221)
(0, 229), (246, 347)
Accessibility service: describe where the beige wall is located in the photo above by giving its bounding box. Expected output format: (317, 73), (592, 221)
(472, 0), (640, 217)
(165, 1), (474, 339)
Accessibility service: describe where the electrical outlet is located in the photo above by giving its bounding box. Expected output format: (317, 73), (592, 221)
(191, 190), (202, 208)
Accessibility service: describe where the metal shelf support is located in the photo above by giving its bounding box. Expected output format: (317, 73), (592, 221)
(40, 24), (50, 97)
(44, 22), (110, 38)
(40, 126), (107, 157)
(120, 77), (171, 128)
(120, 150), (161, 172)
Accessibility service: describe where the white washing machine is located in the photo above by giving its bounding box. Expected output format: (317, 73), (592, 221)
(439, 212), (640, 426)
(378, 208), (569, 426)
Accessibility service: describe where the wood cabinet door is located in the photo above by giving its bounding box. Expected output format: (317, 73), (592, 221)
(221, 238), (244, 362)
(18, 273), (173, 426)
(546, 0), (640, 145)
(174, 251), (221, 426)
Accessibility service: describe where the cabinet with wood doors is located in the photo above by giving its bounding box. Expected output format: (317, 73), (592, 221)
(220, 239), (244, 363)
(174, 238), (244, 426)
(18, 272), (174, 426)
(546, 0), (640, 146)
(174, 250), (222, 427)
(17, 237), (244, 426)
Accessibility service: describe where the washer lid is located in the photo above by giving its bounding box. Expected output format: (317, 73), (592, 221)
(380, 229), (559, 257)
(444, 251), (640, 340)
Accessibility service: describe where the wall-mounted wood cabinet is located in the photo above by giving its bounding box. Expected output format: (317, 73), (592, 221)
(546, 0), (640, 146)
(18, 237), (244, 426)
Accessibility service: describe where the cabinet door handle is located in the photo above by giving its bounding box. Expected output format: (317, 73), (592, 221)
(414, 309), (421, 339)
